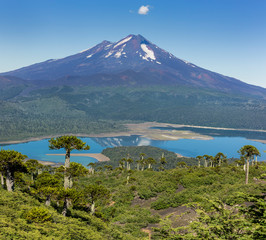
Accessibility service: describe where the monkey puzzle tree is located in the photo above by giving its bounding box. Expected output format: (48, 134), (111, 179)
(238, 145), (260, 184)
(0, 169), (4, 188)
(56, 162), (88, 188)
(84, 184), (110, 215)
(34, 172), (61, 206)
(55, 162), (88, 215)
(139, 153), (146, 171)
(214, 152), (227, 167)
(203, 154), (211, 168)
(126, 158), (134, 171)
(177, 161), (187, 168)
(87, 162), (96, 175)
(196, 155), (204, 168)
(160, 153), (167, 171)
(0, 149), (27, 192)
(146, 157), (156, 169)
(49, 136), (90, 189)
(25, 159), (43, 181)
(119, 158), (126, 170)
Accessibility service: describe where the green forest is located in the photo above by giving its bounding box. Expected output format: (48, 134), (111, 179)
(1, 85), (266, 141)
(0, 136), (265, 239)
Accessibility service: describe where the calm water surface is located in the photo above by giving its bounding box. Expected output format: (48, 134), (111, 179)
(1, 131), (265, 166)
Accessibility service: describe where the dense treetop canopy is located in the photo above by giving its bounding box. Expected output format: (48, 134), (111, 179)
(0, 149), (27, 172)
(49, 135), (90, 152)
(238, 145), (261, 158)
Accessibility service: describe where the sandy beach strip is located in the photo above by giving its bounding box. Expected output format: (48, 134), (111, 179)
(46, 153), (110, 162)
(37, 160), (63, 166)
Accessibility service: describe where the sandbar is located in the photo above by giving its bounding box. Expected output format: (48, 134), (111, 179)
(46, 153), (110, 162)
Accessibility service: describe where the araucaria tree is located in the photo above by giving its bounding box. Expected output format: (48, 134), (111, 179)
(49, 136), (90, 189)
(214, 152), (227, 167)
(238, 145), (260, 184)
(84, 184), (110, 215)
(196, 155), (204, 168)
(0, 149), (27, 192)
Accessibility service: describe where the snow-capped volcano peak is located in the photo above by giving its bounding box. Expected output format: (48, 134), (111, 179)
(1, 34), (265, 98)
(0, 34), (198, 81)
(113, 35), (133, 49)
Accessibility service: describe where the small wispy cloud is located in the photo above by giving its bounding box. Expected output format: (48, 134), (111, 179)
(138, 5), (150, 15)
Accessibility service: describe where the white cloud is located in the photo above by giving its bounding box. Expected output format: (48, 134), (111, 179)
(138, 5), (150, 15)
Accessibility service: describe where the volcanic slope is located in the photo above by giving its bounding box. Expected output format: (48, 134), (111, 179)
(1, 35), (266, 141)
(2, 34), (266, 98)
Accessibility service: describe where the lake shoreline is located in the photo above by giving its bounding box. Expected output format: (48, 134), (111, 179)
(1, 122), (266, 145)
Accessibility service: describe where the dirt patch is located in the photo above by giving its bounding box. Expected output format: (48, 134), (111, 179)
(131, 196), (158, 208)
(154, 206), (197, 228)
(141, 228), (152, 239)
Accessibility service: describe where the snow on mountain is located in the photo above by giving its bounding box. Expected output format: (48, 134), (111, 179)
(113, 35), (133, 49)
(1, 34), (266, 97)
(140, 44), (156, 61)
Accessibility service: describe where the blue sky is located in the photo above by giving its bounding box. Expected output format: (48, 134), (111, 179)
(0, 0), (265, 87)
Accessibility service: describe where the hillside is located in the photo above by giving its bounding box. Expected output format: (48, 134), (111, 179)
(1, 85), (266, 142)
(0, 158), (265, 239)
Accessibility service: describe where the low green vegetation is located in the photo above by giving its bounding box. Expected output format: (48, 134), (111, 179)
(99, 146), (197, 170)
(0, 139), (265, 239)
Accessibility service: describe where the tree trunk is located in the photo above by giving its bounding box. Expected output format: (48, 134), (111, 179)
(204, 160), (207, 168)
(255, 156), (258, 165)
(64, 175), (72, 189)
(45, 195), (51, 206)
(245, 157), (250, 184)
(198, 160), (200, 168)
(137, 163), (140, 171)
(64, 150), (71, 189)
(0, 172), (4, 188)
(6, 169), (14, 192)
(90, 201), (95, 215)
(62, 198), (68, 216)
(218, 159), (221, 167)
(148, 163), (151, 169)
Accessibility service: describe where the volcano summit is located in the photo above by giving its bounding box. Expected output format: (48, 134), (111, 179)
(2, 34), (266, 97)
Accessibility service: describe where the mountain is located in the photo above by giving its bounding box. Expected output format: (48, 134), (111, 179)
(1, 35), (266, 141)
(1, 34), (266, 98)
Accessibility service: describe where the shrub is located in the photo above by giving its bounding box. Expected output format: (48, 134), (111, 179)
(23, 207), (52, 223)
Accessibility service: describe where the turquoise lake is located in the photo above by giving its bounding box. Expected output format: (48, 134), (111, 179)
(1, 128), (266, 166)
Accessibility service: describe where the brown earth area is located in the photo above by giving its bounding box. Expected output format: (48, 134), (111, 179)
(131, 185), (197, 238)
